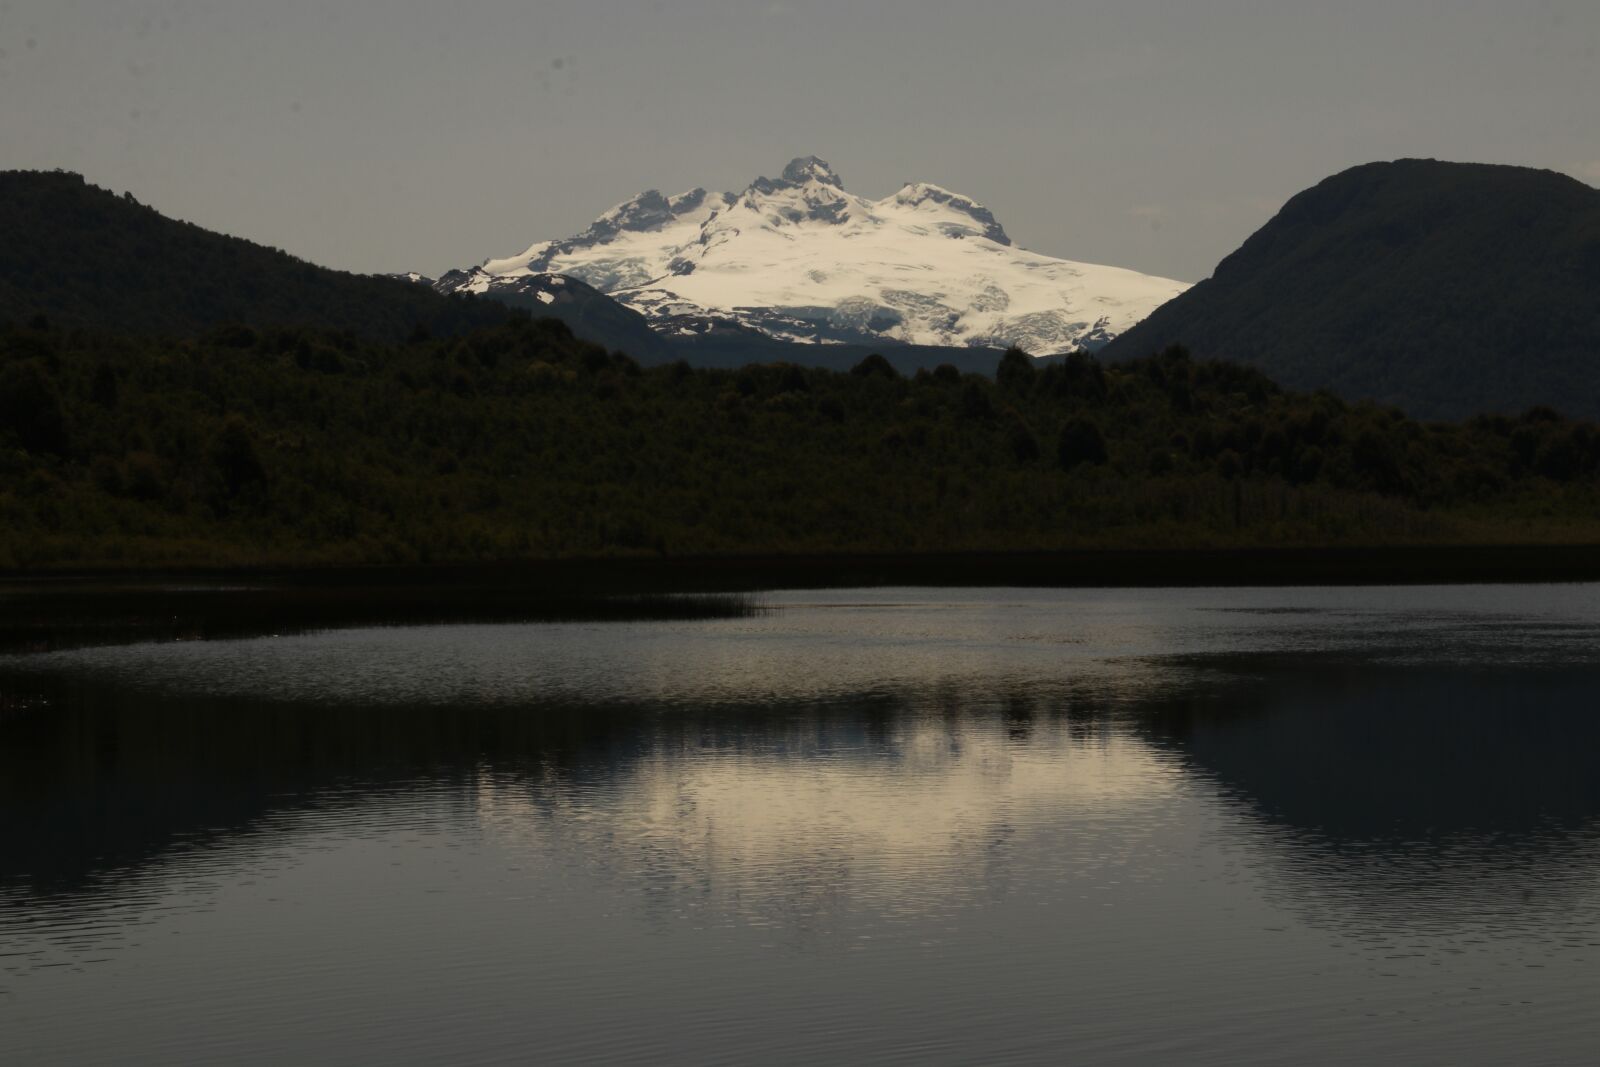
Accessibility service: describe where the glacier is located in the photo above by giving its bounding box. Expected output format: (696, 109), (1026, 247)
(436, 157), (1188, 355)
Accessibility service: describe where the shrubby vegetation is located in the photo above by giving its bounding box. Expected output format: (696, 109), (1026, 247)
(4, 315), (1600, 569)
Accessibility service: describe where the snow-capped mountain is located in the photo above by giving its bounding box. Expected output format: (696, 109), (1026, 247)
(436, 157), (1188, 354)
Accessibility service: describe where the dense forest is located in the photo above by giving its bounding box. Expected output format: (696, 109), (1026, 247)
(1103, 160), (1600, 420)
(5, 313), (1600, 569)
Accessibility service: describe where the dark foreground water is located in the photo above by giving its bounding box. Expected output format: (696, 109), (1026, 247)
(4, 585), (1600, 1065)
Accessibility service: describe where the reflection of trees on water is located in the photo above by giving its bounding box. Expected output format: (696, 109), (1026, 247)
(7, 656), (1600, 949)
(1137, 662), (1600, 939)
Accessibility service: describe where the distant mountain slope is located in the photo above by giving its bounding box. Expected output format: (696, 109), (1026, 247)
(437, 156), (1188, 354)
(415, 270), (671, 359)
(398, 269), (1001, 372)
(0, 171), (507, 341)
(1100, 160), (1600, 420)
(667, 325), (1001, 376)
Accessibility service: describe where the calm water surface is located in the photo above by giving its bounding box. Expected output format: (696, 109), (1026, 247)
(4, 585), (1600, 1064)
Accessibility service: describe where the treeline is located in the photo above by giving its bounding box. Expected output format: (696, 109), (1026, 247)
(4, 315), (1600, 568)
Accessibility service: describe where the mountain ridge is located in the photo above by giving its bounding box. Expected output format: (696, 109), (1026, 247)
(435, 156), (1188, 354)
(0, 170), (1003, 374)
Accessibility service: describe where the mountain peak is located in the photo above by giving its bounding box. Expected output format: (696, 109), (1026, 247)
(741, 157), (853, 225)
(744, 156), (845, 196)
(890, 182), (1011, 246)
(779, 156), (843, 189)
(585, 186), (713, 239)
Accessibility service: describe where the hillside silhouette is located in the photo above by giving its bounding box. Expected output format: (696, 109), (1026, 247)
(1103, 160), (1600, 419)
(0, 171), (511, 342)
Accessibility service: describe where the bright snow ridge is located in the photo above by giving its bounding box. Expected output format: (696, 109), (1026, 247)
(441, 156), (1189, 354)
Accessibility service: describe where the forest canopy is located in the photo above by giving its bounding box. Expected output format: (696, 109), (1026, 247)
(4, 315), (1600, 569)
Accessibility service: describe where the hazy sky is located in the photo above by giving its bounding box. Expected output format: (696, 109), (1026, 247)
(2, 1), (1597, 283)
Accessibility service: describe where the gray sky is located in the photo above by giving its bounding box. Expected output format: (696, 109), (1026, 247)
(2, 0), (1597, 283)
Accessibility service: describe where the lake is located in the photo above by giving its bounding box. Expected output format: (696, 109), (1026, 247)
(4, 584), (1600, 1064)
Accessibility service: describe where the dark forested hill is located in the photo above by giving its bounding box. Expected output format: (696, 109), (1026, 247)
(0, 171), (510, 341)
(1101, 160), (1600, 420)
